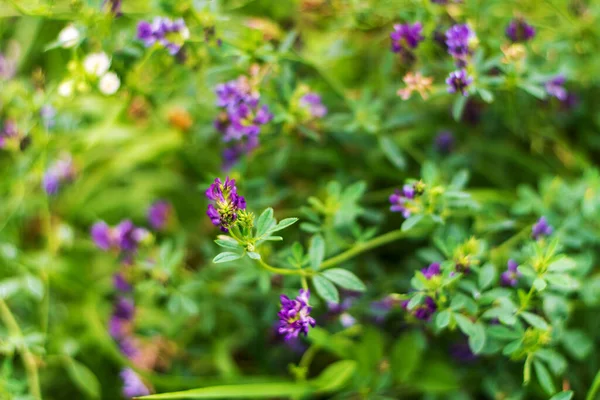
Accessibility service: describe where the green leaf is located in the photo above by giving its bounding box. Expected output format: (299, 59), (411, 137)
(267, 218), (298, 234)
(65, 359), (101, 398)
(379, 136), (406, 170)
(534, 360), (556, 395)
(478, 263), (496, 290)
(213, 252), (243, 264)
(321, 268), (366, 292)
(562, 330), (593, 360)
(313, 360), (357, 392)
(545, 273), (580, 291)
(533, 277), (547, 291)
(454, 314), (475, 336)
(487, 325), (521, 340)
(468, 322), (486, 354)
(478, 88), (494, 103)
(401, 215), (423, 232)
(412, 360), (459, 393)
(137, 382), (315, 399)
(305, 327), (352, 358)
(519, 82), (547, 99)
(255, 208), (274, 238)
(247, 252), (261, 260)
(536, 349), (567, 375)
(547, 257), (577, 272)
(308, 234), (325, 270)
(549, 391), (573, 400)
(215, 239), (241, 250)
(391, 330), (426, 383)
(521, 312), (549, 330)
(312, 275), (339, 303)
(435, 309), (452, 329)
(452, 95), (468, 121)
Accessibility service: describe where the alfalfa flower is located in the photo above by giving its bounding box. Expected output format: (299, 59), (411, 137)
(390, 23), (424, 55)
(501, 259), (521, 287)
(147, 200), (172, 231)
(278, 289), (316, 341)
(545, 75), (568, 101)
(435, 130), (454, 153)
(298, 92), (327, 119)
(532, 216), (553, 240)
(205, 177), (247, 232)
(120, 368), (150, 398)
(57, 24), (80, 48)
(446, 69), (473, 96)
(389, 184), (417, 218)
(402, 296), (437, 320)
(397, 72), (433, 100)
(421, 262), (441, 279)
(445, 24), (477, 63)
(137, 17), (190, 55)
(90, 220), (150, 253)
(506, 18), (535, 43)
(42, 154), (76, 195)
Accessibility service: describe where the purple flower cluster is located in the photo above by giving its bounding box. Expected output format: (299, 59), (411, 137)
(435, 130), (455, 153)
(120, 368), (150, 398)
(137, 17), (190, 55)
(532, 216), (553, 240)
(214, 76), (273, 168)
(501, 259), (521, 287)
(390, 23), (424, 55)
(402, 296), (437, 320)
(506, 18), (535, 43)
(278, 289), (316, 341)
(206, 177), (246, 232)
(42, 155), (76, 195)
(0, 120), (18, 149)
(109, 297), (135, 341)
(446, 69), (473, 96)
(389, 184), (416, 218)
(422, 262), (441, 279)
(545, 75), (568, 101)
(91, 220), (150, 255)
(147, 200), (172, 231)
(298, 92), (328, 119)
(445, 24), (476, 63)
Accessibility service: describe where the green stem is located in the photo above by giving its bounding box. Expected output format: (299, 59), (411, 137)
(0, 299), (42, 400)
(257, 259), (312, 277)
(586, 368), (600, 400)
(320, 230), (406, 270)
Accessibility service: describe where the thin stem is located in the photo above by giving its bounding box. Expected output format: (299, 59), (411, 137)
(320, 230), (406, 270)
(0, 299), (42, 400)
(586, 368), (600, 400)
(257, 258), (312, 277)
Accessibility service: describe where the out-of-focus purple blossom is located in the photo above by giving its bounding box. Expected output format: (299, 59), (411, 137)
(435, 130), (454, 153)
(446, 69), (473, 96)
(278, 289), (316, 341)
(506, 18), (535, 42)
(390, 23), (424, 55)
(450, 340), (478, 363)
(501, 259), (521, 287)
(40, 105), (56, 130)
(136, 17), (190, 55)
(90, 220), (149, 253)
(370, 295), (403, 323)
(299, 92), (327, 119)
(421, 262), (441, 279)
(545, 75), (568, 101)
(532, 216), (553, 240)
(121, 368), (150, 398)
(147, 200), (172, 231)
(119, 337), (140, 359)
(113, 272), (132, 292)
(42, 155), (76, 195)
(205, 177), (246, 232)
(222, 136), (259, 171)
(339, 313), (357, 328)
(114, 297), (135, 320)
(0, 120), (18, 149)
(389, 184), (416, 218)
(445, 24), (476, 62)
(402, 296), (437, 320)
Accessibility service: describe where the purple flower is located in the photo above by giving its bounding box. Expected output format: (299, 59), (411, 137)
(506, 18), (535, 42)
(435, 130), (454, 153)
(119, 337), (139, 358)
(114, 297), (135, 320)
(532, 216), (553, 240)
(113, 273), (132, 292)
(445, 24), (476, 62)
(446, 69), (473, 96)
(222, 136), (259, 171)
(90, 220), (148, 253)
(147, 200), (172, 231)
(421, 262), (441, 279)
(120, 368), (150, 398)
(390, 23), (424, 54)
(389, 184), (416, 218)
(278, 289), (316, 341)
(136, 17), (189, 55)
(402, 296), (437, 320)
(450, 340), (478, 363)
(299, 93), (327, 118)
(501, 259), (521, 287)
(91, 221), (113, 250)
(545, 75), (568, 101)
(205, 177), (246, 232)
(42, 155), (75, 195)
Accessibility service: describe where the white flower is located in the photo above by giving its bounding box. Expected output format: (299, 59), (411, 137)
(98, 72), (120, 95)
(58, 25), (80, 48)
(83, 52), (111, 77)
(58, 80), (74, 97)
